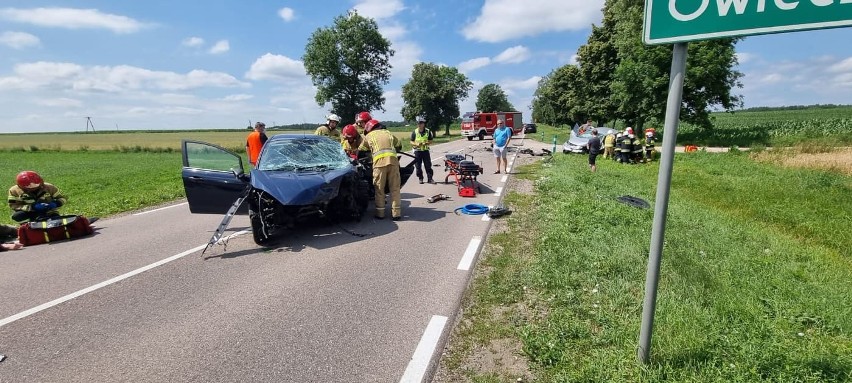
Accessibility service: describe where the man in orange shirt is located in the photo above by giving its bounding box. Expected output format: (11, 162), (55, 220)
(246, 122), (268, 167)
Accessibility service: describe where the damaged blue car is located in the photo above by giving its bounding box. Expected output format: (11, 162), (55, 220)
(181, 135), (413, 246)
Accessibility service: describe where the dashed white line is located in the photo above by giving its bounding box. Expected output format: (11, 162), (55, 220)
(457, 236), (482, 271)
(505, 167), (511, 173)
(500, 175), (508, 183)
(494, 186), (503, 197)
(399, 315), (448, 383)
(0, 230), (250, 328)
(132, 202), (188, 216)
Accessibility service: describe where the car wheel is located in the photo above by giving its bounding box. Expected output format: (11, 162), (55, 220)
(563, 149), (569, 154)
(478, 131), (485, 140)
(466, 136), (473, 141)
(249, 206), (272, 245)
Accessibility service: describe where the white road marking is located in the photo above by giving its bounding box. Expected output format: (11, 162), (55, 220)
(132, 202), (188, 216)
(400, 315), (448, 383)
(482, 205), (494, 221)
(457, 236), (482, 271)
(494, 186), (503, 197)
(505, 167), (511, 173)
(500, 175), (508, 183)
(0, 230), (250, 328)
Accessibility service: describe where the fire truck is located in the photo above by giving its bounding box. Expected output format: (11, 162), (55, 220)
(460, 111), (523, 141)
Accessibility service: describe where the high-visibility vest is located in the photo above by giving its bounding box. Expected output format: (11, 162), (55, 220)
(412, 129), (430, 151)
(604, 134), (615, 148)
(367, 130), (400, 166)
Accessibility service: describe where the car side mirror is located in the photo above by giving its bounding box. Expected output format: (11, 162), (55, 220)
(231, 168), (250, 182)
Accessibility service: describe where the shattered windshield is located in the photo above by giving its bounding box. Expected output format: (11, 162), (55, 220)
(257, 136), (351, 172)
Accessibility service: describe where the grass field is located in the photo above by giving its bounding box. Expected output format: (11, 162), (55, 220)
(437, 145), (852, 382)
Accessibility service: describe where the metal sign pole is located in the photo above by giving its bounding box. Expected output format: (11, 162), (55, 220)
(638, 42), (688, 364)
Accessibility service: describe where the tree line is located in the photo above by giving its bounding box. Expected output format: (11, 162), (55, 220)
(301, 2), (743, 136)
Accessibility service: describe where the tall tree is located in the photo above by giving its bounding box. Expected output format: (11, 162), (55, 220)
(401, 63), (473, 136)
(303, 12), (394, 124)
(475, 84), (515, 112)
(575, 0), (619, 126)
(532, 65), (584, 127)
(607, 0), (742, 130)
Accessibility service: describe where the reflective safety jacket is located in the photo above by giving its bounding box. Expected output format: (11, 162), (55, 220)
(365, 129), (401, 168)
(315, 125), (341, 141)
(246, 131), (268, 166)
(8, 183), (66, 214)
(620, 137), (632, 153)
(603, 134), (615, 148)
(632, 138), (644, 154)
(645, 137), (655, 149)
(410, 128), (433, 151)
(342, 134), (369, 157)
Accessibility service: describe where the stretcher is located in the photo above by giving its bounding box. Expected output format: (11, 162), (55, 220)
(443, 154), (483, 197)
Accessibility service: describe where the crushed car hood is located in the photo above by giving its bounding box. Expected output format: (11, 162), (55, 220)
(249, 167), (351, 205)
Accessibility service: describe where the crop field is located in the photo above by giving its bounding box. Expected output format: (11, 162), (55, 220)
(678, 106), (852, 147)
(0, 125), (463, 153)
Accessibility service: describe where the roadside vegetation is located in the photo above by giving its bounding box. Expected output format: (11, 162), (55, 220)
(437, 125), (851, 382)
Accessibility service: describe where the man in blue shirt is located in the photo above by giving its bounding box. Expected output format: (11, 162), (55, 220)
(492, 119), (512, 174)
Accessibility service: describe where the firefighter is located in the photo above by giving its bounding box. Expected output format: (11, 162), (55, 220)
(410, 116), (435, 184)
(354, 111), (372, 134)
(631, 133), (644, 163)
(315, 113), (341, 140)
(644, 128), (656, 161)
(341, 124), (368, 160)
(8, 171), (67, 223)
(364, 119), (403, 220)
(614, 133), (624, 162)
(619, 132), (633, 163)
(603, 131), (616, 159)
(246, 122), (268, 167)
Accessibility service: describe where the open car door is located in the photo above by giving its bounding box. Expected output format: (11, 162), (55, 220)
(181, 140), (249, 214)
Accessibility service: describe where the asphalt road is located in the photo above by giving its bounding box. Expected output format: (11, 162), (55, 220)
(0, 135), (553, 383)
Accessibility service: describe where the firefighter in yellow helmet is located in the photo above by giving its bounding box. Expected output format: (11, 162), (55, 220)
(363, 119), (403, 220)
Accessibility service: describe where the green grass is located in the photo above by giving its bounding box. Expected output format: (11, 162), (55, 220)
(441, 150), (851, 382)
(1, 151), (184, 225)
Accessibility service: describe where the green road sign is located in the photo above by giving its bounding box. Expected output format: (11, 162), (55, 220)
(644, 0), (852, 44)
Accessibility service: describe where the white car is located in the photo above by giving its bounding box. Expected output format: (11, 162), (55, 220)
(563, 127), (616, 154)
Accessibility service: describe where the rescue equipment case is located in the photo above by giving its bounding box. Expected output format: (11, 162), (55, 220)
(17, 215), (94, 246)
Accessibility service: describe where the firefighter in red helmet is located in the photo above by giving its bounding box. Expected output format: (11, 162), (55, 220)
(341, 124), (368, 159)
(8, 171), (67, 222)
(354, 111), (372, 133)
(363, 119), (403, 220)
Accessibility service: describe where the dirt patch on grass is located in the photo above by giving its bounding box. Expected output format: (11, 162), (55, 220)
(753, 147), (852, 175)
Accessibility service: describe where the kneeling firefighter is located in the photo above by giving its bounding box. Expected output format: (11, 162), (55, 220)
(364, 119), (403, 220)
(8, 171), (66, 222)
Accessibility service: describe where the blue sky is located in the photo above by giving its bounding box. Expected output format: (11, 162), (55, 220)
(1, 0), (850, 133)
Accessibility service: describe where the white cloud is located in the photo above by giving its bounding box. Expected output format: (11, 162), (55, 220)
(278, 7), (295, 22)
(0, 7), (149, 34)
(353, 0), (405, 20)
(182, 36), (204, 47)
(462, 0), (604, 42)
(128, 106), (204, 115)
(501, 76), (542, 92)
(494, 45), (530, 64)
(389, 40), (423, 78)
(568, 53), (579, 65)
(0, 61), (248, 92)
(245, 53), (306, 82)
(380, 23), (408, 41)
(735, 52), (755, 64)
(222, 94), (254, 101)
(828, 57), (852, 73)
(0, 31), (40, 49)
(458, 57), (492, 74)
(36, 97), (83, 108)
(209, 40), (229, 54)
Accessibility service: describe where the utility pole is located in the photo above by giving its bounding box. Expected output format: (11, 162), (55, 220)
(85, 117), (96, 133)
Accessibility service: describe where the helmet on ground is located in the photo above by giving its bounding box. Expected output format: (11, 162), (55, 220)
(342, 124), (358, 139)
(364, 119), (382, 134)
(416, 116), (426, 123)
(326, 114), (341, 123)
(356, 111), (372, 122)
(16, 170), (43, 190)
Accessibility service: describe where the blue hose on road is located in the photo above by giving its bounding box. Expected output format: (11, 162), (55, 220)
(454, 203), (489, 215)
